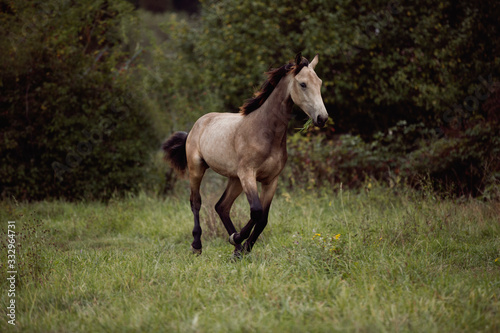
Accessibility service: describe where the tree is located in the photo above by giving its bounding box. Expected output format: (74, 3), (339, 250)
(0, 0), (160, 200)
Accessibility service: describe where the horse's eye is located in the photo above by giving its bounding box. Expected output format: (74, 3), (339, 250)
(300, 82), (307, 88)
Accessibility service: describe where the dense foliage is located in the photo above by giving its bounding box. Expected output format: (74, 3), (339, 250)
(0, 0), (161, 200)
(1, 0), (499, 200)
(284, 120), (500, 199)
(172, 0), (499, 135)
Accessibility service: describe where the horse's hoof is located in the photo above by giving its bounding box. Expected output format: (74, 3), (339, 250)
(231, 250), (243, 261)
(229, 233), (237, 246)
(191, 245), (202, 255)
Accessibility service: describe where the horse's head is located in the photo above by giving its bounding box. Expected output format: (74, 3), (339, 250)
(290, 54), (329, 127)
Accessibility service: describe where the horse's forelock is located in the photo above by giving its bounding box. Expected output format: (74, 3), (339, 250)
(293, 57), (310, 75)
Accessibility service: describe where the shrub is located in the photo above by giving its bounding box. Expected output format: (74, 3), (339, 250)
(404, 122), (500, 199)
(0, 0), (161, 200)
(283, 131), (387, 190)
(283, 118), (499, 199)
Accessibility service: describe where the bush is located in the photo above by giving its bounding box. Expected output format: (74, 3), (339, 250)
(0, 0), (161, 200)
(283, 118), (500, 199)
(404, 122), (500, 199)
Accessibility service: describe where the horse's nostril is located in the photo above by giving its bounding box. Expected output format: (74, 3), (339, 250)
(316, 115), (327, 127)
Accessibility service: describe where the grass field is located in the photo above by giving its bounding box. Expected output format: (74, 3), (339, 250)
(1, 179), (499, 332)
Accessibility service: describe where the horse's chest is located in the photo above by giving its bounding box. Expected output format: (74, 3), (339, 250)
(256, 146), (287, 182)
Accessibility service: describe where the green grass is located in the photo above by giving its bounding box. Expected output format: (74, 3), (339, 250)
(0, 183), (499, 332)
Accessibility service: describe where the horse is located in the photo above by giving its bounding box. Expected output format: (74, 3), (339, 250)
(162, 53), (328, 256)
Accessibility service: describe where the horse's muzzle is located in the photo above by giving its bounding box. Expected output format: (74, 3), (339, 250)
(315, 114), (328, 128)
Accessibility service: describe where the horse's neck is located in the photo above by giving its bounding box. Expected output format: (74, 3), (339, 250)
(253, 75), (294, 129)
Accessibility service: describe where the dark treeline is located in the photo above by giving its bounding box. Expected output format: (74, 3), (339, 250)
(0, 0), (499, 200)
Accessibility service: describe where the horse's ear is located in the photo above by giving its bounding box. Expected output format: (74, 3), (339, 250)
(295, 52), (302, 66)
(310, 54), (319, 70)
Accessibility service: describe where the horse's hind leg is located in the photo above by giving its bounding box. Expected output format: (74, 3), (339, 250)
(188, 159), (207, 255)
(215, 177), (243, 253)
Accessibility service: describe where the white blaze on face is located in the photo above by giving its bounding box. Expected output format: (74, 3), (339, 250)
(290, 54), (329, 127)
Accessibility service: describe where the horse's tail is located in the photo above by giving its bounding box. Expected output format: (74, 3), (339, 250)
(162, 131), (188, 177)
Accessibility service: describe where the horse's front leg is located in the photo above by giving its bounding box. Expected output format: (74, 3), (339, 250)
(242, 177), (278, 253)
(231, 175), (278, 254)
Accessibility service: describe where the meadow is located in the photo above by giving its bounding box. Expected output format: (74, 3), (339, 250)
(0, 178), (499, 332)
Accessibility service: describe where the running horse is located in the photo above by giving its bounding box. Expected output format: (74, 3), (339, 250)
(162, 53), (328, 256)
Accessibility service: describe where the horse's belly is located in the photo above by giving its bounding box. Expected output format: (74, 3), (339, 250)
(205, 155), (239, 177)
(201, 143), (239, 177)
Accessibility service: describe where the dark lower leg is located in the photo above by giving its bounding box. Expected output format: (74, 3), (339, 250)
(216, 198), (237, 236)
(239, 218), (255, 240)
(215, 178), (243, 253)
(231, 196), (262, 245)
(190, 193), (202, 252)
(187, 161), (206, 254)
(242, 209), (269, 253)
(216, 197), (242, 253)
(242, 179), (277, 253)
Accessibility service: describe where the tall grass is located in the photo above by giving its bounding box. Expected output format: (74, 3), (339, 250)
(0, 183), (499, 332)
